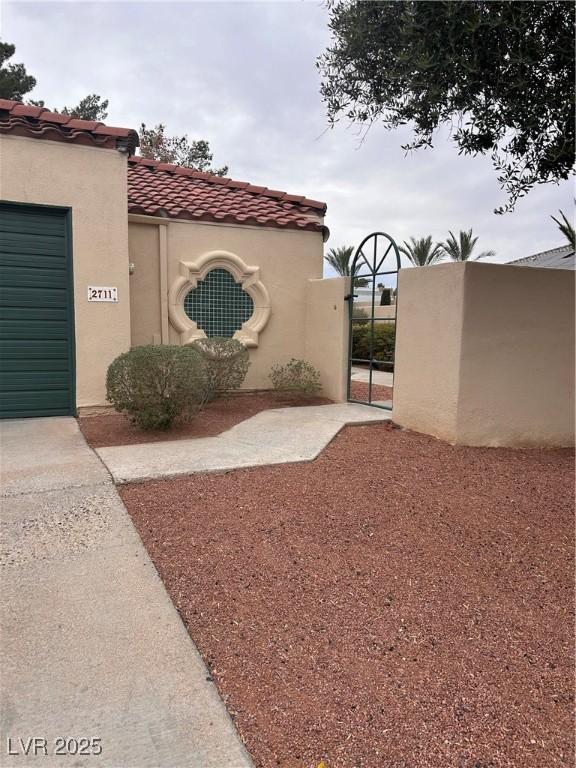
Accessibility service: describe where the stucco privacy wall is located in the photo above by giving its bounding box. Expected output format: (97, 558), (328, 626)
(393, 263), (466, 442)
(128, 216), (325, 390)
(457, 262), (575, 446)
(305, 277), (348, 402)
(393, 261), (575, 447)
(0, 135), (131, 409)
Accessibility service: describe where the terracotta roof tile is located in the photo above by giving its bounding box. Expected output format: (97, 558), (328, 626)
(10, 103), (44, 118)
(65, 118), (100, 130)
(127, 155), (327, 234)
(0, 99), (139, 154)
(35, 111), (70, 125)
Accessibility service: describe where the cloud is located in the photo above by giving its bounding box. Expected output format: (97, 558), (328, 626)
(4, 0), (573, 272)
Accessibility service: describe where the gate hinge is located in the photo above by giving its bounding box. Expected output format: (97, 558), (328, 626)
(344, 294), (358, 301)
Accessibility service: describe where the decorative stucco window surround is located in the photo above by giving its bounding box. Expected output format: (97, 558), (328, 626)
(168, 250), (271, 348)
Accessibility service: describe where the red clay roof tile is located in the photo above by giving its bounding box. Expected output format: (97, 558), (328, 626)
(65, 118), (100, 130)
(35, 111), (70, 125)
(0, 99), (139, 154)
(127, 155), (327, 234)
(10, 103), (44, 118)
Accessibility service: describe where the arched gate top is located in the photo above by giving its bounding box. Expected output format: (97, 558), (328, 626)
(350, 231), (402, 280)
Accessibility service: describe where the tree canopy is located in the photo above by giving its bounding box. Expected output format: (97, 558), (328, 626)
(318, 1), (575, 213)
(399, 236), (444, 267)
(324, 245), (369, 285)
(0, 41), (36, 100)
(441, 229), (495, 261)
(56, 94), (109, 121)
(139, 123), (228, 176)
(28, 94), (109, 121)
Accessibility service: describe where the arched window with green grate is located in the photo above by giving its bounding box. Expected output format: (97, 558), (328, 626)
(183, 268), (254, 338)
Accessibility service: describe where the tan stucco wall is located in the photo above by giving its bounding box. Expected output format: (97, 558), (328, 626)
(128, 216), (325, 390)
(393, 263), (465, 442)
(457, 262), (575, 446)
(128, 222), (163, 346)
(393, 261), (575, 447)
(0, 135), (131, 409)
(305, 277), (348, 401)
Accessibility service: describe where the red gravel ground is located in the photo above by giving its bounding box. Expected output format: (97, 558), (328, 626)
(121, 423), (574, 768)
(79, 392), (331, 449)
(349, 381), (393, 403)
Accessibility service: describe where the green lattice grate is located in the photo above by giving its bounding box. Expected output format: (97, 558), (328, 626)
(183, 268), (254, 337)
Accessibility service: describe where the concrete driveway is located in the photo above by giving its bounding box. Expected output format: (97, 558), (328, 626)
(0, 417), (252, 767)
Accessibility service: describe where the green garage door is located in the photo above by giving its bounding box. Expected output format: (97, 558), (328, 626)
(0, 203), (75, 418)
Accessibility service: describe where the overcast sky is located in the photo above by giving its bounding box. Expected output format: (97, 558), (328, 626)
(4, 0), (574, 274)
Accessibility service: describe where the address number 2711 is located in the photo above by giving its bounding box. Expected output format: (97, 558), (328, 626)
(87, 286), (118, 302)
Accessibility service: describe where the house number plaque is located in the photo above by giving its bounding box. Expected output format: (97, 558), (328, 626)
(87, 286), (118, 302)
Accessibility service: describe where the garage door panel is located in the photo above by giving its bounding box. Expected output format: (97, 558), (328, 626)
(0, 235), (66, 257)
(0, 370), (71, 390)
(0, 265), (67, 289)
(0, 356), (69, 372)
(0, 286), (68, 308)
(0, 319), (70, 340)
(0, 213), (66, 236)
(0, 307), (69, 323)
(0, 339), (70, 359)
(2, 254), (66, 266)
(0, 253), (69, 271)
(0, 390), (71, 418)
(0, 246), (67, 262)
(0, 407), (70, 419)
(0, 274), (66, 293)
(0, 203), (74, 418)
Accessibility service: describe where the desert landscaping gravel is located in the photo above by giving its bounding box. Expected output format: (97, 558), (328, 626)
(349, 382), (393, 403)
(121, 422), (574, 768)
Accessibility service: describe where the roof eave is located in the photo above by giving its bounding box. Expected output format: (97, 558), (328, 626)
(128, 204), (327, 236)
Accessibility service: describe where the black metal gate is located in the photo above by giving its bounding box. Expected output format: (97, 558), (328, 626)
(346, 232), (401, 410)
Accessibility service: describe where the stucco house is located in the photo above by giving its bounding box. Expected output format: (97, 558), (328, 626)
(0, 99), (343, 419)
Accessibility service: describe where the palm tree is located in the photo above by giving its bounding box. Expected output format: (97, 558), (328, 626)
(399, 236), (444, 267)
(325, 245), (368, 286)
(551, 210), (575, 250)
(440, 229), (495, 261)
(325, 245), (354, 276)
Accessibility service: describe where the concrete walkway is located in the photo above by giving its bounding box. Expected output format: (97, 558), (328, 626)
(351, 365), (394, 388)
(97, 403), (392, 484)
(0, 417), (252, 767)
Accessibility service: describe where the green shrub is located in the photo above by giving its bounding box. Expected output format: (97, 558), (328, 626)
(269, 358), (322, 396)
(106, 345), (211, 430)
(192, 337), (250, 399)
(351, 323), (396, 366)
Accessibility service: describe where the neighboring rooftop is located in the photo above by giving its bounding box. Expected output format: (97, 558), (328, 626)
(507, 244), (575, 271)
(128, 156), (327, 234)
(0, 99), (139, 154)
